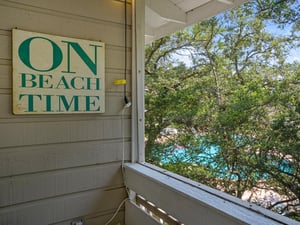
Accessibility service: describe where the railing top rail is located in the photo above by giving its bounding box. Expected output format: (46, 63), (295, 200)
(124, 162), (299, 225)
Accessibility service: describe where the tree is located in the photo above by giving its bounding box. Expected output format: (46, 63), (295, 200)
(145, 0), (300, 220)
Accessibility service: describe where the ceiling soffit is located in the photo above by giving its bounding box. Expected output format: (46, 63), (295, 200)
(145, 0), (248, 43)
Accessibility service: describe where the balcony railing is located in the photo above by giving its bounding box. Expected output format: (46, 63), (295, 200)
(123, 163), (299, 225)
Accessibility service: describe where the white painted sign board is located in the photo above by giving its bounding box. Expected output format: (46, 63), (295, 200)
(12, 29), (105, 114)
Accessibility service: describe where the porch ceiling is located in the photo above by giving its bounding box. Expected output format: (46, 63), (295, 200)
(145, 0), (248, 43)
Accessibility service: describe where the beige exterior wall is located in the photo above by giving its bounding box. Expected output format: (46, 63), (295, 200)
(0, 0), (132, 224)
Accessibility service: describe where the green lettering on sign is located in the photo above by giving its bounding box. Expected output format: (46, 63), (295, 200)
(19, 94), (42, 112)
(59, 95), (79, 112)
(62, 41), (101, 75)
(18, 37), (63, 72)
(21, 73), (37, 88)
(13, 29), (105, 114)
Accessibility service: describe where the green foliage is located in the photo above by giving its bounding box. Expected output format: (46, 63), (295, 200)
(145, 0), (300, 220)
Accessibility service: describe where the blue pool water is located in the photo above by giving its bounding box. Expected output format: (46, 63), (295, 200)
(159, 142), (293, 179)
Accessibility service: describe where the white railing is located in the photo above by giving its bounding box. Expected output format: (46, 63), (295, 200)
(123, 163), (299, 225)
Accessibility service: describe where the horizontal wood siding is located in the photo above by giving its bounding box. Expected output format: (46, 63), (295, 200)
(0, 0), (131, 224)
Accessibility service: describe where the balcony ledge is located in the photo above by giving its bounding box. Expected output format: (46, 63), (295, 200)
(123, 162), (299, 225)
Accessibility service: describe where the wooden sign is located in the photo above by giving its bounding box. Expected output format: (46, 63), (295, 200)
(12, 29), (105, 114)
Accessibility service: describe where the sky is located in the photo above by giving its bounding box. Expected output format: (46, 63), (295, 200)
(288, 48), (300, 62)
(265, 23), (300, 63)
(172, 22), (300, 67)
(171, 1), (300, 67)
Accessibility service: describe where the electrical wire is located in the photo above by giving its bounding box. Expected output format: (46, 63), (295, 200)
(103, 197), (128, 225)
(124, 0), (127, 97)
(103, 108), (130, 225)
(121, 108), (126, 167)
(103, 2), (130, 224)
(121, 107), (130, 197)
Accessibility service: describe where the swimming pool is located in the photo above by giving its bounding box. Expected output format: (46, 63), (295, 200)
(157, 140), (293, 180)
